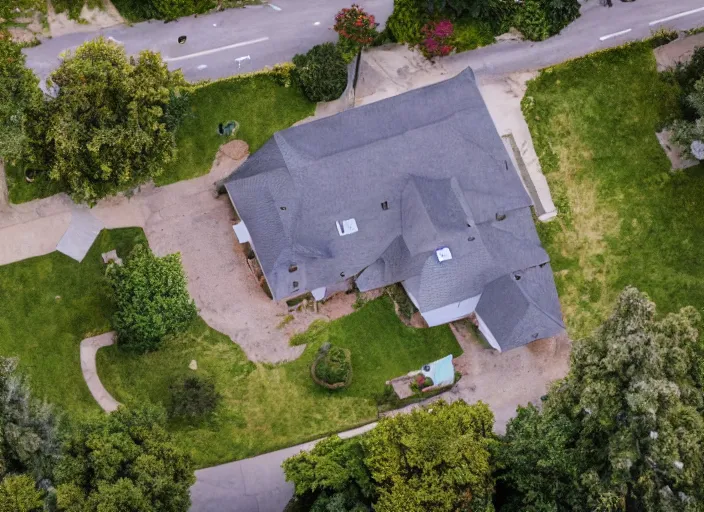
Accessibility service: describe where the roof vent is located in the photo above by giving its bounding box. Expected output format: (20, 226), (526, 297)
(467, 236), (475, 242)
(436, 247), (452, 262)
(336, 218), (358, 236)
(288, 265), (298, 273)
(514, 273), (522, 281)
(381, 201), (389, 211)
(496, 211), (506, 221)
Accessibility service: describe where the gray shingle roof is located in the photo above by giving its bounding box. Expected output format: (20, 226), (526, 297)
(225, 68), (564, 350)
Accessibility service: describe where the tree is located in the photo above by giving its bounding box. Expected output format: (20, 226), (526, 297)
(364, 400), (497, 512)
(107, 244), (197, 353)
(43, 37), (186, 204)
(672, 77), (704, 160)
(0, 474), (44, 512)
(0, 36), (43, 162)
(0, 358), (59, 483)
(168, 374), (221, 420)
(499, 287), (704, 512)
(54, 405), (195, 512)
(292, 43), (348, 103)
(283, 435), (374, 511)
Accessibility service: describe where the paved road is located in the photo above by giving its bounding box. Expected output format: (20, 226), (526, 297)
(23, 0), (704, 86)
(23, 0), (393, 85)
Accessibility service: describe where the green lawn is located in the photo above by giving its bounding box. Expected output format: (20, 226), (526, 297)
(0, 229), (461, 467)
(97, 297), (462, 467)
(6, 161), (63, 204)
(524, 42), (704, 339)
(0, 228), (147, 416)
(156, 75), (315, 185)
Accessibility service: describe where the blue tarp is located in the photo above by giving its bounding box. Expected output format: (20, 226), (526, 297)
(421, 354), (454, 387)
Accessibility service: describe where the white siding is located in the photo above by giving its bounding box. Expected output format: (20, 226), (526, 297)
(232, 222), (251, 243)
(419, 294), (482, 327)
(475, 312), (502, 352)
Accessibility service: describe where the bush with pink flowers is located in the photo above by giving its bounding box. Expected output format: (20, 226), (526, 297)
(419, 19), (455, 60)
(334, 4), (379, 61)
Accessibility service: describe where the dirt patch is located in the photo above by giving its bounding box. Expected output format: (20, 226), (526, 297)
(48, 0), (124, 38)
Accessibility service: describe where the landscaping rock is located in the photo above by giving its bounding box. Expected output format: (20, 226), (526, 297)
(101, 249), (123, 265)
(656, 129), (698, 171)
(189, 359), (198, 370)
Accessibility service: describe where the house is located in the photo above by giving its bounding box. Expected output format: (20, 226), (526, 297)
(224, 68), (565, 352)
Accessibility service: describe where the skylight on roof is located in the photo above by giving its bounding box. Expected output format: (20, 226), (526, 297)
(436, 247), (452, 262)
(336, 218), (358, 236)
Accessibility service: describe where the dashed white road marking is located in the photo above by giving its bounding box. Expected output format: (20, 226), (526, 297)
(313, 21), (321, 25)
(197, 64), (208, 70)
(649, 6), (704, 26)
(269, 4), (282, 10)
(599, 28), (632, 41)
(164, 37), (269, 62)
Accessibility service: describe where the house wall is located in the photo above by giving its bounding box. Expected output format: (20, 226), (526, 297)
(411, 292), (482, 327)
(475, 312), (502, 352)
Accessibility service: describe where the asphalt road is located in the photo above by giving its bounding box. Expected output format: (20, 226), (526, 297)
(23, 0), (704, 86)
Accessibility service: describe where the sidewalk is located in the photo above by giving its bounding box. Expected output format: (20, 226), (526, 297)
(190, 423), (378, 512)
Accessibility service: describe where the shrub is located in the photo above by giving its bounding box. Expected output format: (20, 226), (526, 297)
(313, 345), (352, 387)
(386, 284), (417, 321)
(292, 43), (348, 102)
(107, 244), (197, 353)
(409, 374), (434, 393)
(513, 0), (551, 41)
(669, 46), (704, 121)
(386, 0), (426, 44)
(0, 474), (44, 512)
(419, 19), (455, 59)
(334, 4), (379, 49)
(540, 0), (580, 36)
(169, 374), (221, 419)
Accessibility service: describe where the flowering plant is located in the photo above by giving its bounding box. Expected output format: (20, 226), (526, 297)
(419, 20), (455, 60)
(333, 4), (379, 47)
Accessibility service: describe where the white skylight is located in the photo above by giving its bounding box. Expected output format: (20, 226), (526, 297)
(436, 247), (452, 262)
(336, 218), (358, 236)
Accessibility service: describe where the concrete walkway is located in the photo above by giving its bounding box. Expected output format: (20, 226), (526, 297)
(190, 422), (377, 512)
(80, 332), (121, 413)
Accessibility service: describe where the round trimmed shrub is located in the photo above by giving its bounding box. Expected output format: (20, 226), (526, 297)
(311, 344), (352, 389)
(169, 374), (221, 419)
(292, 43), (348, 103)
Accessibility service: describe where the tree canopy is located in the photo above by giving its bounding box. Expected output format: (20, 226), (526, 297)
(499, 287), (704, 512)
(284, 400), (497, 512)
(54, 405), (195, 512)
(43, 38), (186, 203)
(0, 37), (42, 162)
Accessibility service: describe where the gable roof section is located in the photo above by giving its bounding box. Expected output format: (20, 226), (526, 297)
(225, 68), (563, 349)
(475, 264), (565, 351)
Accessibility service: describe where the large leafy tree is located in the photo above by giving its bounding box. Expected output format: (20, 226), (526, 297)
(284, 400), (497, 512)
(365, 400), (497, 512)
(0, 36), (43, 162)
(499, 287), (704, 512)
(54, 405), (195, 512)
(44, 37), (186, 204)
(0, 358), (58, 511)
(106, 244), (197, 353)
(283, 435), (374, 511)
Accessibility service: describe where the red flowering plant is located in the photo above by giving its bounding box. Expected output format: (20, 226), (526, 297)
(419, 19), (455, 60)
(333, 4), (379, 61)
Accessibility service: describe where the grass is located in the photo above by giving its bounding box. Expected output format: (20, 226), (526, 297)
(452, 17), (496, 53)
(156, 74), (315, 185)
(524, 42), (704, 339)
(6, 161), (63, 204)
(52, 0), (103, 20)
(97, 297), (462, 467)
(0, 228), (147, 417)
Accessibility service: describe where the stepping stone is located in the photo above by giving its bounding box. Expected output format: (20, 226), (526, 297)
(101, 250), (123, 266)
(189, 360), (198, 370)
(56, 209), (104, 262)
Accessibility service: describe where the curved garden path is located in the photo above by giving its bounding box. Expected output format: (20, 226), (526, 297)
(80, 332), (120, 413)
